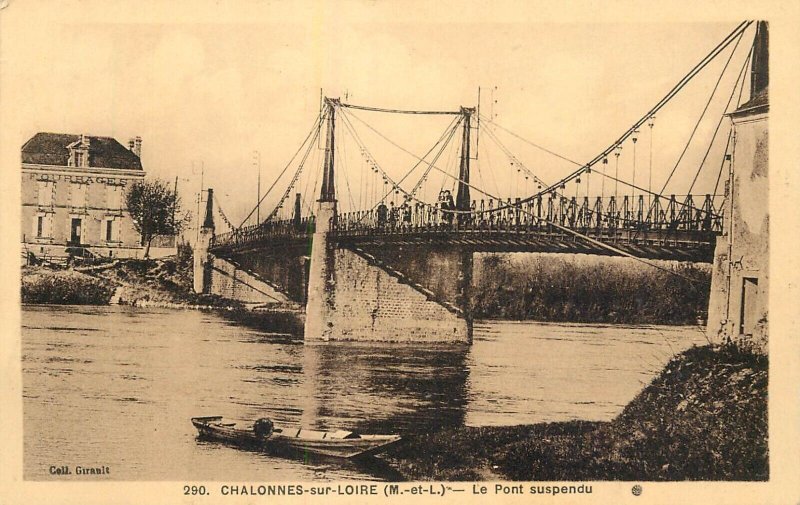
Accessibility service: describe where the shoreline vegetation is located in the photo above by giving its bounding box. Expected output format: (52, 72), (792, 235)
(21, 252), (303, 332)
(472, 254), (711, 325)
(21, 248), (240, 309)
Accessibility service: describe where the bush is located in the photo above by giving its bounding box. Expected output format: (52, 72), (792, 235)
(472, 254), (711, 324)
(22, 270), (115, 305)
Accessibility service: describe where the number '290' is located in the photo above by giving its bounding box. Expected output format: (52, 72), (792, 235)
(183, 485), (208, 495)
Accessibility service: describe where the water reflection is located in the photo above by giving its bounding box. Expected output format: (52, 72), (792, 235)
(216, 311), (471, 434)
(298, 342), (469, 434)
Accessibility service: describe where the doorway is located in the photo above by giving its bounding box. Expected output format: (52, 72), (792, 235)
(740, 277), (759, 336)
(70, 218), (82, 245)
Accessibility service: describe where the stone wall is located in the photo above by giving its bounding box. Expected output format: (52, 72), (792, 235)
(361, 245), (468, 310)
(230, 248), (309, 303)
(209, 256), (291, 305)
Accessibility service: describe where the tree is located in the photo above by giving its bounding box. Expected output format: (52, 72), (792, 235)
(125, 179), (191, 258)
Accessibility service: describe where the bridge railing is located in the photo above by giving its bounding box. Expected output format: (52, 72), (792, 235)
(210, 193), (722, 250)
(333, 194), (724, 236)
(210, 216), (315, 249)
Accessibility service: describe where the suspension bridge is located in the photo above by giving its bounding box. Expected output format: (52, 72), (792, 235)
(194, 21), (766, 343)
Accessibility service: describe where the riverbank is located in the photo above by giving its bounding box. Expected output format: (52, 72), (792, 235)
(21, 260), (308, 333)
(383, 344), (767, 481)
(21, 267), (117, 305)
(21, 258), (240, 309)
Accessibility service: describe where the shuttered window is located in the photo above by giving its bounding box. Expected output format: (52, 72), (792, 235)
(32, 213), (52, 238)
(37, 181), (53, 206)
(107, 185), (122, 211)
(71, 183), (88, 208)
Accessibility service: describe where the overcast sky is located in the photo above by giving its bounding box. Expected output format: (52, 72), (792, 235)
(3, 2), (757, 226)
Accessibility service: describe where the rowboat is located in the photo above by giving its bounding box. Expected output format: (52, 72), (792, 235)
(191, 416), (401, 459)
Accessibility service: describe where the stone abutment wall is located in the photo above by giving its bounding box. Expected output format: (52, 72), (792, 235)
(209, 256), (291, 305)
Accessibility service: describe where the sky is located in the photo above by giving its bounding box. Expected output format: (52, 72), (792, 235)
(2, 2), (757, 228)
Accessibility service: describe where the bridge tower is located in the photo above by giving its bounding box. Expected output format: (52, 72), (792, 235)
(305, 98), (338, 340)
(456, 106), (474, 222)
(193, 188), (215, 293)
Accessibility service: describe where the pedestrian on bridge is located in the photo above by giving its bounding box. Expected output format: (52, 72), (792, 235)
(389, 201), (398, 230)
(402, 201), (412, 230)
(377, 202), (388, 229)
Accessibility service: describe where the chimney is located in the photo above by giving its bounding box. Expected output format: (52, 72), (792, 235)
(128, 138), (135, 152)
(133, 136), (142, 158)
(751, 21), (769, 99)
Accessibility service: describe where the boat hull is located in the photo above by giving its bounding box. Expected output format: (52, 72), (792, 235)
(191, 417), (401, 459)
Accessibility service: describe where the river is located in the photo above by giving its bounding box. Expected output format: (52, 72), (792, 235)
(22, 305), (708, 481)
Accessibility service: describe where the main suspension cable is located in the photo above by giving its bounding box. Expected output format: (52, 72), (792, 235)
(237, 112), (323, 228)
(511, 21), (753, 205)
(262, 113), (325, 224)
(686, 36), (752, 195)
(655, 29), (746, 197)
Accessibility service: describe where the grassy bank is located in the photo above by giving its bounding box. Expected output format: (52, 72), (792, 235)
(384, 344), (767, 481)
(21, 254), (239, 309)
(473, 254), (711, 324)
(21, 268), (116, 305)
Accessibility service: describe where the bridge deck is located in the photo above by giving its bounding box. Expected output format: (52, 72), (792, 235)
(210, 222), (717, 263)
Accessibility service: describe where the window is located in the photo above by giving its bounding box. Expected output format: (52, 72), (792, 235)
(107, 185), (121, 210)
(33, 213), (51, 239)
(70, 149), (87, 167)
(106, 220), (114, 242)
(71, 183), (87, 208)
(37, 180), (53, 207)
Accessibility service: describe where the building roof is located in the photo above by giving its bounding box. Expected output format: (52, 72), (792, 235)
(21, 132), (143, 170)
(730, 87), (769, 117)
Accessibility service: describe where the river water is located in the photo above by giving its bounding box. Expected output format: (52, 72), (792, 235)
(22, 305), (708, 481)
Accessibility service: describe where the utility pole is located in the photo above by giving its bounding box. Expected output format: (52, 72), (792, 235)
(253, 151), (261, 223)
(173, 175), (178, 229)
(193, 160), (204, 243)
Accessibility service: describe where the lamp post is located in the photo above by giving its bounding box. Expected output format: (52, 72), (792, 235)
(192, 160), (204, 243)
(173, 176), (192, 243)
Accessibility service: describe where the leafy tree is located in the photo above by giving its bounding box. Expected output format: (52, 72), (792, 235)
(125, 179), (191, 258)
